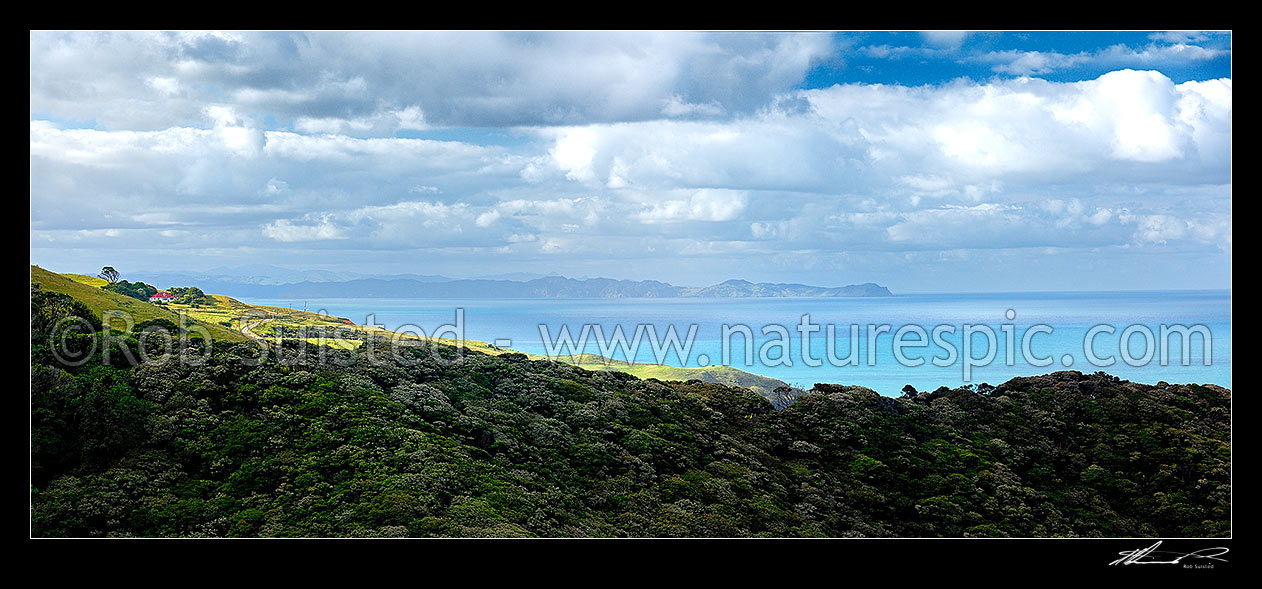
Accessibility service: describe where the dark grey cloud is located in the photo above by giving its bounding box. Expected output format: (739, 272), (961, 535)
(30, 31), (837, 131)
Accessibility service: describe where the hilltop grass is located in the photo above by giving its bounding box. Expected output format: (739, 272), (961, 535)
(166, 294), (272, 331)
(63, 273), (109, 288)
(233, 305), (792, 396)
(30, 266), (248, 343)
(303, 337), (363, 350)
(551, 353), (788, 394)
(33, 266), (790, 398)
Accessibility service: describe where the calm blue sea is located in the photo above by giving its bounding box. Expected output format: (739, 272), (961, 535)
(240, 290), (1231, 396)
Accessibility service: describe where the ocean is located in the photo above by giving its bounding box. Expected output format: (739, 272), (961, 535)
(239, 289), (1231, 396)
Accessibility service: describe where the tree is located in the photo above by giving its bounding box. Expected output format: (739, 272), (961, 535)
(98, 266), (120, 284)
(168, 286), (208, 306)
(771, 385), (797, 410)
(102, 280), (157, 301)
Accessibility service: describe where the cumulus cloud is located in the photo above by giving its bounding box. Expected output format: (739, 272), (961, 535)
(30, 31), (836, 130)
(29, 32), (1232, 289)
(920, 30), (972, 49)
(989, 50), (1092, 75)
(636, 189), (749, 223)
(660, 95), (725, 117)
(873, 198), (1219, 252)
(531, 69), (1230, 202)
(1147, 30), (1228, 44)
(1124, 213), (1187, 244)
(31, 68), (1232, 265)
(980, 42), (1230, 76)
(475, 209), (501, 227)
(262, 217), (346, 242)
(29, 117), (519, 247)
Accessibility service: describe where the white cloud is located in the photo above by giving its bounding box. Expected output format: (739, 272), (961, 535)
(750, 220), (793, 240)
(920, 31), (971, 49)
(980, 41), (1230, 76)
(146, 76), (180, 96)
(661, 95), (725, 117)
(33, 67), (1231, 271)
(537, 70), (1229, 201)
(540, 237), (568, 253)
(261, 178), (289, 196)
(1148, 31), (1220, 44)
(1125, 213), (1187, 244)
(262, 217), (346, 242)
(636, 189), (748, 223)
(206, 105), (265, 155)
(30, 31), (835, 130)
(550, 127), (600, 182)
(990, 50), (1091, 75)
(475, 209), (501, 227)
(1081, 70), (1188, 162)
(886, 203), (1022, 244)
(293, 106), (426, 137)
(28, 30), (1232, 289)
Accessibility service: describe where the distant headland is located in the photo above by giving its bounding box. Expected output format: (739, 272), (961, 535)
(121, 269), (894, 299)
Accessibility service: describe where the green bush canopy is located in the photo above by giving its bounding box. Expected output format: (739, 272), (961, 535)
(30, 286), (1230, 538)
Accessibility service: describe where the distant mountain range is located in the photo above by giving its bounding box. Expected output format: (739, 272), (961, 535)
(683, 279), (891, 298)
(131, 265), (453, 286)
(124, 269), (893, 299)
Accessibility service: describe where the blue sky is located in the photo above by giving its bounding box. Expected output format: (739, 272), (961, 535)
(30, 31), (1231, 292)
(804, 31), (1232, 87)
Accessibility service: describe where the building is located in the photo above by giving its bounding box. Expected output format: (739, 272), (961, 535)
(149, 291), (175, 303)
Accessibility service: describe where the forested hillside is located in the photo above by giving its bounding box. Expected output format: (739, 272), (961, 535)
(30, 285), (1230, 537)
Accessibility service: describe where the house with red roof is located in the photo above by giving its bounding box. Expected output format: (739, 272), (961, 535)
(149, 291), (175, 303)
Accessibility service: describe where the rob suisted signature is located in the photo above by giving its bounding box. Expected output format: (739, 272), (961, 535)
(1110, 541), (1229, 566)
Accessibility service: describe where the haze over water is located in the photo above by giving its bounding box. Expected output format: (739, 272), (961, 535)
(243, 289), (1231, 395)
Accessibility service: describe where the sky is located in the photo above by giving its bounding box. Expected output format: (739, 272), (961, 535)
(29, 30), (1232, 293)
